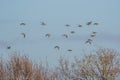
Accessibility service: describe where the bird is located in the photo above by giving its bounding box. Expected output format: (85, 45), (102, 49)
(90, 34), (96, 37)
(85, 38), (93, 44)
(45, 33), (51, 38)
(7, 46), (11, 49)
(93, 22), (99, 25)
(62, 34), (68, 38)
(92, 31), (97, 34)
(67, 49), (72, 52)
(90, 32), (97, 37)
(70, 31), (75, 34)
(41, 22), (46, 26)
(20, 22), (26, 26)
(65, 24), (70, 27)
(86, 21), (92, 25)
(21, 33), (26, 38)
(78, 25), (82, 27)
(54, 46), (60, 50)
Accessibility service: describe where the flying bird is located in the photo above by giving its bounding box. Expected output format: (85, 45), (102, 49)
(41, 22), (46, 26)
(67, 49), (72, 52)
(45, 33), (51, 38)
(62, 34), (68, 38)
(21, 33), (26, 38)
(85, 38), (93, 44)
(90, 34), (96, 37)
(65, 24), (70, 27)
(90, 32), (97, 37)
(78, 25), (82, 27)
(54, 46), (60, 50)
(86, 21), (92, 25)
(93, 22), (99, 25)
(7, 46), (11, 49)
(20, 23), (26, 26)
(70, 31), (75, 34)
(92, 31), (97, 34)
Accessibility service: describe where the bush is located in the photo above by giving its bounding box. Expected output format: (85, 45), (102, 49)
(0, 48), (120, 80)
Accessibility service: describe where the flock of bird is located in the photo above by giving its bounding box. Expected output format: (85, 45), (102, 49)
(6, 21), (99, 52)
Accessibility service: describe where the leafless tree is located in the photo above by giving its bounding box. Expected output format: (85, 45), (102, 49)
(72, 48), (120, 80)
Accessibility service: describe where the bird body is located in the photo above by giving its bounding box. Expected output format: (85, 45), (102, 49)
(62, 34), (68, 38)
(85, 38), (93, 44)
(67, 49), (72, 52)
(65, 24), (70, 27)
(78, 25), (82, 27)
(20, 23), (26, 26)
(91, 34), (96, 37)
(21, 33), (26, 38)
(7, 46), (11, 49)
(54, 46), (60, 50)
(70, 31), (75, 34)
(45, 33), (51, 38)
(86, 21), (92, 25)
(93, 22), (99, 25)
(92, 32), (97, 34)
(91, 32), (97, 37)
(41, 22), (46, 26)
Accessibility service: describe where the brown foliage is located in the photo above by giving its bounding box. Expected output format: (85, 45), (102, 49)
(0, 48), (120, 80)
(72, 48), (120, 80)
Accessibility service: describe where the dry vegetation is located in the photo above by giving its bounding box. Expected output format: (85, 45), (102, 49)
(0, 48), (120, 80)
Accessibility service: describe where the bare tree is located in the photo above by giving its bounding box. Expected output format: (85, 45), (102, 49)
(72, 48), (120, 80)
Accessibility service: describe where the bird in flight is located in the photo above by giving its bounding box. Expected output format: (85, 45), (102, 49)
(93, 22), (99, 25)
(54, 46), (60, 50)
(92, 31), (97, 34)
(85, 38), (93, 44)
(90, 34), (96, 37)
(91, 32), (97, 37)
(62, 34), (68, 38)
(45, 33), (51, 38)
(86, 21), (92, 25)
(7, 46), (11, 49)
(90, 31), (97, 37)
(41, 22), (46, 26)
(67, 49), (72, 52)
(70, 31), (75, 34)
(20, 22), (26, 26)
(21, 33), (26, 38)
(65, 24), (70, 27)
(78, 24), (82, 27)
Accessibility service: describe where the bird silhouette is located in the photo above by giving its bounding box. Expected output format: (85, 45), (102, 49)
(45, 33), (51, 38)
(7, 46), (11, 49)
(67, 49), (72, 52)
(70, 31), (75, 34)
(78, 25), (82, 27)
(65, 24), (70, 27)
(41, 22), (46, 26)
(93, 22), (99, 25)
(90, 31), (97, 37)
(21, 33), (26, 38)
(54, 46), (60, 50)
(86, 21), (92, 25)
(20, 23), (26, 26)
(90, 34), (96, 37)
(92, 31), (97, 34)
(85, 38), (93, 44)
(62, 34), (68, 38)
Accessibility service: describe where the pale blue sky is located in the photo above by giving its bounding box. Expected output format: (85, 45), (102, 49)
(0, 0), (120, 66)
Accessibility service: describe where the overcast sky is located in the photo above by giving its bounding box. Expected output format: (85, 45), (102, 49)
(0, 0), (120, 67)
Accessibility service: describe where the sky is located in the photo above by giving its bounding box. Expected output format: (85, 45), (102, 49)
(0, 0), (120, 67)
